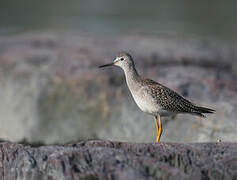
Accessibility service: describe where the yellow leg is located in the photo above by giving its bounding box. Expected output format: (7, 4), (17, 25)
(158, 115), (163, 141)
(155, 115), (162, 143)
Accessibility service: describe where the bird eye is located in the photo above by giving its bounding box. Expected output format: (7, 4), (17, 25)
(120, 58), (124, 61)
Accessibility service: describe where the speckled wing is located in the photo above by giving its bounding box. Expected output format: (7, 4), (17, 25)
(140, 79), (213, 117)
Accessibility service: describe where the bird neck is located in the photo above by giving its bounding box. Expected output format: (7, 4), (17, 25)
(123, 65), (141, 90)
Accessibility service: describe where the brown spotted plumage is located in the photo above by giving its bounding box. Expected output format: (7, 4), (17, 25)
(139, 79), (214, 117)
(99, 52), (215, 143)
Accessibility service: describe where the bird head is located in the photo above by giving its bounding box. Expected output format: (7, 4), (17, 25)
(99, 52), (134, 70)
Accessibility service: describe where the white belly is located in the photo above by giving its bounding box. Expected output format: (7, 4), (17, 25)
(132, 90), (161, 115)
(130, 86), (175, 117)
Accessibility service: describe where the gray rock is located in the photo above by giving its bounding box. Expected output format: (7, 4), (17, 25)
(0, 34), (236, 143)
(0, 140), (236, 180)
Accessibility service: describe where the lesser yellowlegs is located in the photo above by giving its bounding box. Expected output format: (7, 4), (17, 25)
(99, 52), (215, 143)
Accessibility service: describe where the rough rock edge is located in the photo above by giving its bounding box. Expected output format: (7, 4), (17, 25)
(0, 140), (236, 180)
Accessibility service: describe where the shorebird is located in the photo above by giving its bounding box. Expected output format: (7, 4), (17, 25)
(99, 52), (215, 143)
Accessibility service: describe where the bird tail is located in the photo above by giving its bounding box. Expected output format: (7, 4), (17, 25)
(194, 106), (215, 118)
(197, 106), (215, 114)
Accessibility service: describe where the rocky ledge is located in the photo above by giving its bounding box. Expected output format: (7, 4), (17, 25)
(0, 140), (236, 180)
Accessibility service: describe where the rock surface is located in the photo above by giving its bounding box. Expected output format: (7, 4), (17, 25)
(0, 34), (237, 143)
(0, 140), (236, 180)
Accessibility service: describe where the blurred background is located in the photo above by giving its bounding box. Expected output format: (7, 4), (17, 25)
(0, 0), (236, 144)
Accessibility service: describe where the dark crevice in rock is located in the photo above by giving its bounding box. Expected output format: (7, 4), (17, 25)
(201, 169), (210, 180)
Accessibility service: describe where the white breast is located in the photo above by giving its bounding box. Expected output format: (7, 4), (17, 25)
(131, 86), (162, 115)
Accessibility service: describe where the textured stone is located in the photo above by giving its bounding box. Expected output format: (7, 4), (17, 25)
(0, 141), (236, 180)
(0, 34), (236, 143)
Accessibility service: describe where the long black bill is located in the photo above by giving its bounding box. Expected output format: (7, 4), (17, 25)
(99, 63), (114, 68)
